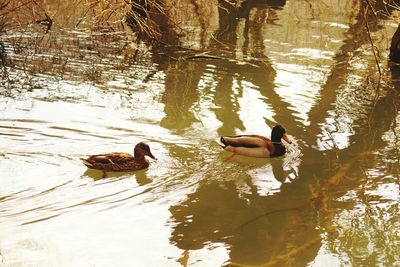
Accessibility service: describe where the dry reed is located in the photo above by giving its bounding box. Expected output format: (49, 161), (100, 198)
(0, 0), (165, 38)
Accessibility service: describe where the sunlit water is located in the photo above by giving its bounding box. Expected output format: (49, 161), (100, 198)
(1, 1), (400, 266)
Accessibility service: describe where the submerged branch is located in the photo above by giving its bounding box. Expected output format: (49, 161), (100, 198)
(240, 152), (376, 231)
(262, 236), (322, 267)
(228, 236), (321, 267)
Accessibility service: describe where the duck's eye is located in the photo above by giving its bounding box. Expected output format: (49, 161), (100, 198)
(141, 144), (150, 150)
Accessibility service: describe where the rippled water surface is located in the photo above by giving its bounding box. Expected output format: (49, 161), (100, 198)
(1, 0), (400, 266)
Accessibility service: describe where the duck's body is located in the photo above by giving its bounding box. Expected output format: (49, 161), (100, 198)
(220, 125), (291, 160)
(81, 142), (156, 177)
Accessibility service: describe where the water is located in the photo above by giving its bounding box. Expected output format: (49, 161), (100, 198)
(0, 0), (399, 266)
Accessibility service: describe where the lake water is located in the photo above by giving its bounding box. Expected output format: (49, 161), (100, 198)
(0, 0), (399, 266)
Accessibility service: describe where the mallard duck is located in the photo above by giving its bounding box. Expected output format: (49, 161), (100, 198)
(220, 125), (292, 161)
(81, 142), (156, 178)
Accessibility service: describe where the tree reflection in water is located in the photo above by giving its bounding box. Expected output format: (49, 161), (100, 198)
(156, 0), (400, 265)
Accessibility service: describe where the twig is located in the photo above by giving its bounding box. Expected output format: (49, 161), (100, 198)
(365, 0), (378, 19)
(185, 53), (225, 60)
(0, 0), (30, 16)
(35, 12), (52, 33)
(364, 3), (382, 76)
(0, 1), (9, 10)
(240, 206), (305, 229)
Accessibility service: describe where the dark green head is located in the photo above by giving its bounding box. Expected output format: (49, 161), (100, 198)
(271, 125), (292, 144)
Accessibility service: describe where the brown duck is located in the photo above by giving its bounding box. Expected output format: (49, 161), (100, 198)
(81, 142), (156, 178)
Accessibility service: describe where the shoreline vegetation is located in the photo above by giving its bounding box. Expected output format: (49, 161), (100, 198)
(1, 1), (400, 42)
(0, 1), (400, 64)
(0, 0), (274, 89)
(1, 0), (400, 90)
(0, 0), (173, 43)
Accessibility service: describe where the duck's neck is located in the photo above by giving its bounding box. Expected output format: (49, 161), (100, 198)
(272, 142), (286, 157)
(134, 149), (146, 160)
(271, 135), (282, 144)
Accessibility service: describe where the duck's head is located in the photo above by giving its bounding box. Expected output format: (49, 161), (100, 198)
(134, 142), (157, 159)
(271, 125), (292, 144)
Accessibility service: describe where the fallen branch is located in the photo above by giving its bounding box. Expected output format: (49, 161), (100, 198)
(185, 53), (225, 60)
(185, 52), (261, 68)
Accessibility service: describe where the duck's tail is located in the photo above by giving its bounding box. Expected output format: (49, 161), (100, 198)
(220, 136), (251, 148)
(219, 137), (238, 152)
(80, 158), (94, 168)
(220, 136), (228, 148)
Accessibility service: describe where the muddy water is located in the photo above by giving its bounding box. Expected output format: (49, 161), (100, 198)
(1, 0), (399, 266)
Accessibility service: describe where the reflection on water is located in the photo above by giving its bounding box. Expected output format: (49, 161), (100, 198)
(1, 0), (400, 266)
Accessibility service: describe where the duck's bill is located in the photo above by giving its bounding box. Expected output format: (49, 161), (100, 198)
(282, 134), (292, 144)
(148, 152), (157, 160)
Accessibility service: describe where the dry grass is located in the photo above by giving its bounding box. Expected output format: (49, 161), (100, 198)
(0, 0), (165, 38)
(0, 0), (164, 81)
(1, 0), (126, 32)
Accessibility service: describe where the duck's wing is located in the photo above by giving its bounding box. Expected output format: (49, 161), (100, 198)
(81, 152), (136, 171)
(220, 135), (270, 148)
(86, 152), (134, 164)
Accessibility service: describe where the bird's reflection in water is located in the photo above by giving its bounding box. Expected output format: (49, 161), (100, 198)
(271, 157), (297, 184)
(82, 168), (152, 185)
(223, 152), (299, 188)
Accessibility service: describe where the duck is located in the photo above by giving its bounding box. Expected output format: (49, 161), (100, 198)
(81, 142), (156, 178)
(219, 125), (292, 161)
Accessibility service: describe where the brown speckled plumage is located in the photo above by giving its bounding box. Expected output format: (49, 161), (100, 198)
(81, 142), (156, 177)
